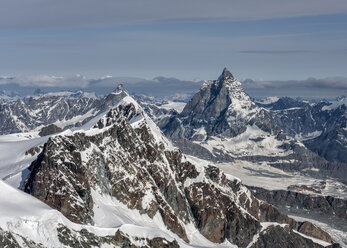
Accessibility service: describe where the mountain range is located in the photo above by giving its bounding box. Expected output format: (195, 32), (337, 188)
(0, 68), (346, 247)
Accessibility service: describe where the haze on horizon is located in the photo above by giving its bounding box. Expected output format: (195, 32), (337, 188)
(0, 0), (347, 98)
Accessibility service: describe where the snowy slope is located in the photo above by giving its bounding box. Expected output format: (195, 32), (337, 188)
(259, 96), (347, 164)
(0, 90), (241, 247)
(0, 84), (341, 247)
(0, 132), (47, 187)
(160, 101), (186, 113)
(0, 86), (129, 135)
(0, 179), (217, 248)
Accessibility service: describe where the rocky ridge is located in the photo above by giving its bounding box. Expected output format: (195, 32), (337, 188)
(259, 97), (347, 164)
(305, 104), (347, 164)
(22, 87), (338, 247)
(0, 87), (128, 135)
(162, 68), (347, 182)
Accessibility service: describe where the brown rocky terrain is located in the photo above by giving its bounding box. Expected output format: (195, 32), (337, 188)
(249, 186), (347, 221)
(22, 92), (339, 247)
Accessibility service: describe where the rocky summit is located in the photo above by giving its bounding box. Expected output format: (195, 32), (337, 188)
(19, 87), (337, 247)
(163, 68), (347, 183)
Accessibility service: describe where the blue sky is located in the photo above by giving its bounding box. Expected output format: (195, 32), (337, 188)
(0, 0), (347, 98)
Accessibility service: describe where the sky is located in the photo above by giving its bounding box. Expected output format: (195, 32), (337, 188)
(0, 0), (347, 98)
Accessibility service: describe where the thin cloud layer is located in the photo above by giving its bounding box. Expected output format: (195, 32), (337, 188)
(243, 77), (347, 90)
(1, 0), (347, 29)
(1, 74), (346, 99)
(0, 75), (89, 88)
(0, 75), (202, 99)
(239, 50), (310, 54)
(242, 77), (347, 98)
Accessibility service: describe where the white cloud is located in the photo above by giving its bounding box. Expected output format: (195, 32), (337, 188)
(0, 74), (89, 88)
(1, 73), (346, 99)
(0, 74), (202, 98)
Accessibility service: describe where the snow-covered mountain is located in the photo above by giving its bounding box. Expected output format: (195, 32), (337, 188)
(0, 86), (339, 247)
(162, 68), (347, 183)
(305, 103), (347, 163)
(0, 87), (127, 135)
(259, 97), (347, 164)
(0, 179), (187, 248)
(0, 90), (20, 102)
(2, 76), (345, 167)
(0, 70), (346, 247)
(257, 97), (327, 140)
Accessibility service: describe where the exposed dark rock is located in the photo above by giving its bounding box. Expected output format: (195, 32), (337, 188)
(57, 225), (179, 248)
(0, 228), (21, 248)
(186, 181), (261, 246)
(25, 145), (43, 156)
(260, 97), (347, 165)
(162, 69), (347, 182)
(23, 136), (95, 224)
(0, 227), (44, 248)
(298, 221), (334, 244)
(250, 225), (329, 248)
(249, 186), (347, 221)
(140, 101), (179, 130)
(305, 105), (347, 163)
(172, 139), (217, 162)
(38, 124), (62, 136)
(0, 85), (128, 135)
(22, 90), (337, 247)
(258, 98), (330, 138)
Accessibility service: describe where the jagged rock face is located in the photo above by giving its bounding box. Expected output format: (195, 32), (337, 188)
(23, 136), (95, 224)
(57, 226), (179, 248)
(23, 100), (192, 241)
(298, 222), (335, 244)
(38, 124), (62, 136)
(0, 85), (128, 134)
(258, 98), (330, 138)
(249, 186), (347, 221)
(162, 69), (347, 182)
(166, 68), (279, 140)
(305, 104), (347, 163)
(139, 101), (179, 130)
(260, 97), (347, 164)
(163, 68), (287, 150)
(249, 225), (328, 248)
(0, 95), (96, 134)
(22, 92), (332, 247)
(0, 227), (44, 248)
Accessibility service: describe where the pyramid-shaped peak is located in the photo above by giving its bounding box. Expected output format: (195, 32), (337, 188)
(111, 83), (130, 96)
(114, 83), (126, 92)
(219, 67), (234, 81)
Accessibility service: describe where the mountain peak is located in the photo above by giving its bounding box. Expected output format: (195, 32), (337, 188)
(110, 83), (130, 97)
(219, 67), (234, 81)
(113, 83), (126, 93)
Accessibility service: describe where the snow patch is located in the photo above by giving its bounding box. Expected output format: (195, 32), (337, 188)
(200, 125), (292, 157)
(160, 101), (186, 113)
(256, 96), (280, 105)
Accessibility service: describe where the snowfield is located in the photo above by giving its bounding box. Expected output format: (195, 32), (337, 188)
(213, 159), (347, 199)
(198, 125), (293, 157)
(0, 131), (47, 188)
(160, 101), (186, 113)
